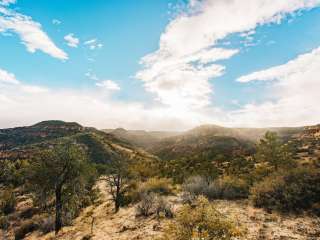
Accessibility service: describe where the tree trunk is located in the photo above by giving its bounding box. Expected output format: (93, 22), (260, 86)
(114, 175), (121, 213)
(55, 185), (62, 235)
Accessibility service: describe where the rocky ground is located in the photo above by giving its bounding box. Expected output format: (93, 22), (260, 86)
(1, 181), (320, 240)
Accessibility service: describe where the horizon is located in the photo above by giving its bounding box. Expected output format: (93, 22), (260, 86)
(0, 119), (314, 132)
(1, 0), (320, 131)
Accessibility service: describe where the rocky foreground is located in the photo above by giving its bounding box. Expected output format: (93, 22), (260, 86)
(18, 181), (319, 240)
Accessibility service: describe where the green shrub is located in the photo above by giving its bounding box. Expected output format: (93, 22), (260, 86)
(206, 176), (249, 200)
(139, 177), (173, 195)
(182, 176), (249, 201)
(251, 167), (320, 213)
(0, 215), (10, 230)
(0, 188), (16, 215)
(19, 207), (39, 219)
(161, 196), (243, 240)
(14, 220), (38, 240)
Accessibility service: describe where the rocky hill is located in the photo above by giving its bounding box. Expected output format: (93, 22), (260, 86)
(0, 120), (84, 151)
(106, 124), (305, 159)
(0, 121), (154, 165)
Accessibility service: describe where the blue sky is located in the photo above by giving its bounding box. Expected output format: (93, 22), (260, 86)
(1, 0), (320, 130)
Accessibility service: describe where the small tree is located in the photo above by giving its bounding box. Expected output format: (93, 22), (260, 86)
(255, 131), (294, 171)
(105, 148), (132, 212)
(27, 142), (96, 234)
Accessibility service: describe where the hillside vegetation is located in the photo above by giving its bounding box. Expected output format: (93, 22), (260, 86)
(1, 121), (320, 240)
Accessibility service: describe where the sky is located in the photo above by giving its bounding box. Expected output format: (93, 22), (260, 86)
(0, 0), (320, 130)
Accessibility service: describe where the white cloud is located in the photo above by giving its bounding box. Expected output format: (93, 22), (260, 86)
(0, 0), (16, 6)
(96, 80), (120, 91)
(136, 0), (320, 110)
(0, 68), (19, 84)
(0, 67), (49, 93)
(86, 72), (120, 91)
(85, 71), (99, 81)
(84, 38), (103, 50)
(64, 33), (79, 48)
(232, 46), (320, 127)
(237, 47), (320, 83)
(52, 19), (61, 25)
(0, 6), (68, 60)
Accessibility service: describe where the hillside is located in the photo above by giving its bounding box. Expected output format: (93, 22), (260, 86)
(0, 120), (84, 151)
(147, 124), (309, 160)
(0, 121), (155, 165)
(103, 128), (181, 149)
(1, 121), (320, 240)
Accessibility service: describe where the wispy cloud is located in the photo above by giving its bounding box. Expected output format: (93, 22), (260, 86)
(64, 33), (79, 48)
(0, 5), (68, 60)
(86, 71), (120, 91)
(96, 80), (120, 91)
(84, 38), (103, 50)
(0, 67), (48, 93)
(0, 0), (16, 6)
(0, 68), (19, 84)
(52, 19), (61, 25)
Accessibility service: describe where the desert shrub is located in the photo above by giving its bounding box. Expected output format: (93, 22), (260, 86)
(37, 216), (55, 234)
(311, 202), (320, 216)
(161, 196), (243, 240)
(251, 167), (320, 213)
(0, 215), (10, 230)
(250, 163), (274, 183)
(139, 177), (173, 195)
(0, 159), (27, 187)
(129, 178), (173, 204)
(14, 220), (38, 240)
(205, 176), (249, 200)
(82, 234), (93, 240)
(19, 207), (39, 219)
(136, 192), (156, 217)
(182, 176), (208, 197)
(0, 188), (16, 215)
(182, 176), (249, 201)
(155, 196), (173, 219)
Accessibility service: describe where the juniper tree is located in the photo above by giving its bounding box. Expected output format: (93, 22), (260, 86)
(255, 131), (294, 171)
(27, 142), (96, 234)
(104, 147), (132, 213)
